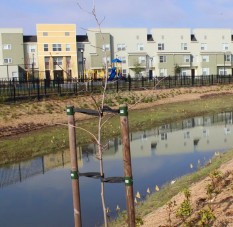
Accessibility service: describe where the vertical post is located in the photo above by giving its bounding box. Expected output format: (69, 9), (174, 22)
(44, 79), (47, 96)
(37, 79), (40, 101)
(116, 79), (119, 93)
(81, 49), (84, 82)
(66, 106), (82, 227)
(119, 104), (135, 227)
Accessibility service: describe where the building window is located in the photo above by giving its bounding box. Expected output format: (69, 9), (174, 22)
(201, 43), (207, 51)
(66, 44), (71, 51)
(102, 44), (110, 51)
(202, 68), (209, 76)
(222, 43), (229, 51)
(53, 57), (63, 66)
(118, 56), (126, 63)
(181, 43), (187, 50)
(29, 45), (36, 53)
(4, 58), (12, 64)
(181, 69), (189, 76)
(202, 55), (209, 62)
(43, 32), (48, 36)
(159, 56), (166, 63)
(44, 44), (49, 52)
(137, 43), (144, 51)
(225, 54), (231, 62)
(66, 56), (71, 68)
(3, 44), (11, 50)
(160, 68), (167, 76)
(158, 43), (164, 50)
(12, 72), (18, 79)
(52, 44), (62, 51)
(45, 57), (50, 70)
(122, 69), (127, 76)
(184, 55), (190, 63)
(219, 68), (227, 76)
(65, 32), (70, 36)
(138, 56), (146, 64)
(117, 44), (126, 51)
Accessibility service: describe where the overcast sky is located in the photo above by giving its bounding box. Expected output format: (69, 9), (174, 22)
(1, 0), (233, 35)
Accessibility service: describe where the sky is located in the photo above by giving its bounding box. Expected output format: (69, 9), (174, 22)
(1, 0), (233, 35)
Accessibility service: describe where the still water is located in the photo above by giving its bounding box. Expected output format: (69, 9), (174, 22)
(1, 112), (233, 226)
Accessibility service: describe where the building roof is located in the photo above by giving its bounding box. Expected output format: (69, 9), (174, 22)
(23, 35), (37, 42)
(76, 35), (89, 42)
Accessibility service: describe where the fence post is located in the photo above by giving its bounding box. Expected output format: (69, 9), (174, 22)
(37, 79), (40, 101)
(119, 104), (136, 227)
(141, 76), (144, 88)
(212, 74), (214, 85)
(44, 79), (47, 96)
(128, 75), (131, 91)
(13, 79), (16, 102)
(117, 79), (119, 93)
(66, 106), (82, 227)
(91, 79), (93, 92)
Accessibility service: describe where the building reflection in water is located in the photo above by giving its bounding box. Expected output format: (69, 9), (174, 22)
(1, 111), (233, 188)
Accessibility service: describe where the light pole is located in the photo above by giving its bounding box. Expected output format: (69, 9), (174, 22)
(224, 52), (225, 76)
(80, 49), (84, 82)
(32, 53), (35, 81)
(83, 58), (86, 80)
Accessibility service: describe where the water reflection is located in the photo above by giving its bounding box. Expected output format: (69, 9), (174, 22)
(1, 111), (233, 226)
(84, 111), (233, 159)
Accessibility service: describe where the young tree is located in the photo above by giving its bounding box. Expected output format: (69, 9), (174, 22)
(131, 62), (144, 79)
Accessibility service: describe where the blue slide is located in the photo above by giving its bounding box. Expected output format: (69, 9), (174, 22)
(108, 67), (116, 81)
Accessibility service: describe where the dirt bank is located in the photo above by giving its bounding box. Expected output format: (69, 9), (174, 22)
(1, 86), (233, 138)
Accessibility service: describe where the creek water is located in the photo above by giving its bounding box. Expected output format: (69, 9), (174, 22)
(0, 111), (233, 226)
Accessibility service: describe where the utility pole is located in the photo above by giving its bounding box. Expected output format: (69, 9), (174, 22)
(119, 104), (136, 227)
(66, 106), (82, 227)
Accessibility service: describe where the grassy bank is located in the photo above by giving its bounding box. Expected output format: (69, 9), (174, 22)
(110, 148), (233, 226)
(1, 91), (233, 165)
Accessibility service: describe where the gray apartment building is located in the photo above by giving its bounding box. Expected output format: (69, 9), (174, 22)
(0, 28), (25, 80)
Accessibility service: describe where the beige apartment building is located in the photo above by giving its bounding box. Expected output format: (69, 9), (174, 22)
(84, 28), (233, 78)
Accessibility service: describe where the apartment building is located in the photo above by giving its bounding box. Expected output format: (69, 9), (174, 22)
(84, 28), (155, 79)
(1, 25), (233, 80)
(23, 35), (38, 80)
(192, 28), (233, 76)
(0, 28), (24, 80)
(36, 24), (78, 80)
(84, 28), (233, 78)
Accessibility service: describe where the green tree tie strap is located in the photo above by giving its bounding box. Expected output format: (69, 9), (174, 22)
(119, 106), (128, 116)
(70, 170), (78, 179)
(66, 106), (74, 115)
(125, 176), (133, 186)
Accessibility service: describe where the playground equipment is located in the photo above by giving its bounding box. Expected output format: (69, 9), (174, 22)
(108, 58), (122, 81)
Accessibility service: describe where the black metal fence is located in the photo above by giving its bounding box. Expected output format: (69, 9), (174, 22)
(1, 74), (233, 102)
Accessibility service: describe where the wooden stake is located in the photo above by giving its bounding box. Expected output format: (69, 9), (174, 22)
(66, 106), (82, 227)
(119, 104), (136, 227)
